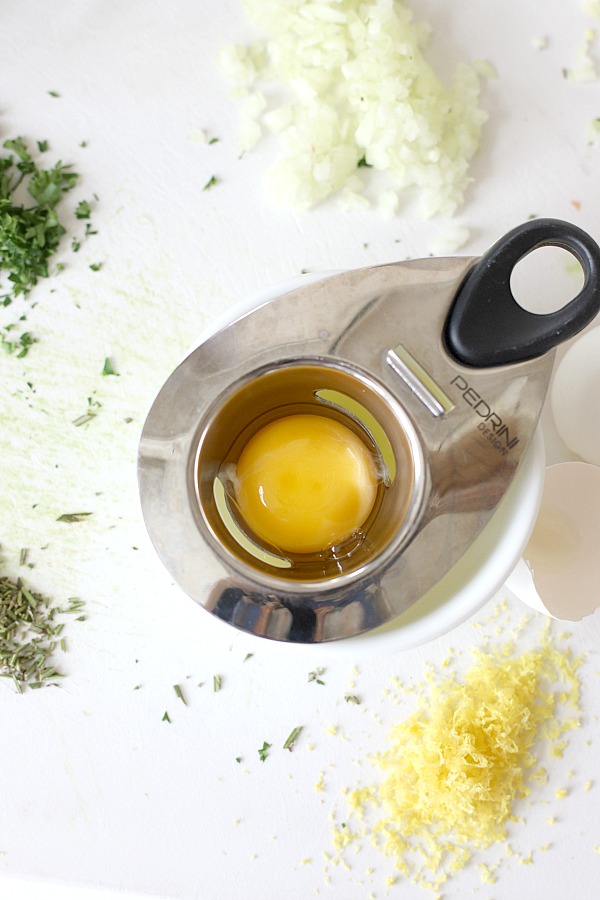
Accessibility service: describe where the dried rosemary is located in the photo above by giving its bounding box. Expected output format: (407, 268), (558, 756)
(0, 574), (84, 692)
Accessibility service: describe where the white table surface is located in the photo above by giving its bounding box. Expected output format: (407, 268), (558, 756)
(1, 2), (599, 899)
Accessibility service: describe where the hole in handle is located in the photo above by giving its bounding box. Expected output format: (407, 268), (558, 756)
(444, 218), (600, 368)
(510, 246), (585, 314)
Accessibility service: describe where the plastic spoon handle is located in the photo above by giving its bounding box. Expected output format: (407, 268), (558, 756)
(444, 218), (600, 368)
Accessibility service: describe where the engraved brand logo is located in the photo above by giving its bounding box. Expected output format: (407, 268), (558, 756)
(450, 376), (520, 455)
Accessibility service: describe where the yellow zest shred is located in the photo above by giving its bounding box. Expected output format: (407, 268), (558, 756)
(332, 634), (582, 890)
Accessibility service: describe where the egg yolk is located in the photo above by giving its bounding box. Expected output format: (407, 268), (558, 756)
(234, 414), (378, 554)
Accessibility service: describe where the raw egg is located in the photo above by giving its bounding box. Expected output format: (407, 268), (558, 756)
(234, 414), (378, 554)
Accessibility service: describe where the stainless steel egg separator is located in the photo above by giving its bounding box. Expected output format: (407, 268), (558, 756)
(138, 219), (600, 643)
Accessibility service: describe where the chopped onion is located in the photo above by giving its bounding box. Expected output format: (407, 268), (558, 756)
(218, 0), (488, 217)
(564, 28), (598, 83)
(428, 225), (471, 256)
(586, 116), (600, 145)
(583, 0), (600, 22)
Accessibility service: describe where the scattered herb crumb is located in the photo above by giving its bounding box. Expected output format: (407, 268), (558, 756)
(89, 261), (103, 272)
(213, 674), (223, 692)
(344, 694), (361, 705)
(162, 711), (171, 723)
(243, 652), (254, 662)
(173, 683), (187, 705)
(235, 756), (242, 763)
(56, 512), (93, 523)
(308, 667), (326, 685)
(72, 396), (101, 427)
(48, 90), (60, 98)
(283, 726), (303, 751)
(203, 175), (218, 191)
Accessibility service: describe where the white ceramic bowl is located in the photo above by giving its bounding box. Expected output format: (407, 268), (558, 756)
(189, 273), (546, 657)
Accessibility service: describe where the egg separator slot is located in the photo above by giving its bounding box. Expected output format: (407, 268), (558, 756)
(138, 218), (600, 644)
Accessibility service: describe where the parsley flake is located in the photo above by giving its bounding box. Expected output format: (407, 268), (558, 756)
(101, 357), (119, 376)
(258, 741), (272, 762)
(75, 200), (91, 220)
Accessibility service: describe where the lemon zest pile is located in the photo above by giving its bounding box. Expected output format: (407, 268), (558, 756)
(332, 634), (582, 891)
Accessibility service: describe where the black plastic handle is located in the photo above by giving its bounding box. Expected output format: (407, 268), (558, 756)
(444, 218), (600, 368)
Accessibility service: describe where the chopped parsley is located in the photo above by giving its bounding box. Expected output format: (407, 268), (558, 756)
(0, 137), (78, 302)
(0, 136), (97, 355)
(203, 175), (218, 191)
(0, 329), (37, 358)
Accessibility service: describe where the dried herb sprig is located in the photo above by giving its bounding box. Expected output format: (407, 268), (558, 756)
(0, 575), (84, 692)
